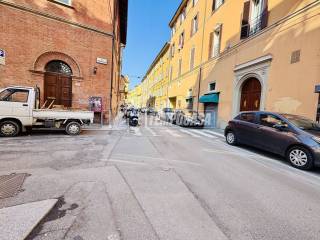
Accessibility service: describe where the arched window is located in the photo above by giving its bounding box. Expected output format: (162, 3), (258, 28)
(45, 60), (72, 75)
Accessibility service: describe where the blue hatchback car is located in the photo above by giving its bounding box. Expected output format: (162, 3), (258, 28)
(225, 111), (320, 170)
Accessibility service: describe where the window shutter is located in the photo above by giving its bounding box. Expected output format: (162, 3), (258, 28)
(261, 1), (269, 29)
(208, 32), (213, 60)
(195, 14), (199, 31)
(240, 1), (251, 39)
(242, 1), (250, 25)
(190, 48), (195, 70)
(212, 0), (216, 11)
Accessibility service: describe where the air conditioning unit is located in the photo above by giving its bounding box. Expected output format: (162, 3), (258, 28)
(225, 42), (232, 50)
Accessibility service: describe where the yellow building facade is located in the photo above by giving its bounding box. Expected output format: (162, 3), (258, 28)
(140, 43), (171, 110)
(130, 0), (320, 129)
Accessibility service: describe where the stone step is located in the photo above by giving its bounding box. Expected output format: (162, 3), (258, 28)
(0, 199), (58, 240)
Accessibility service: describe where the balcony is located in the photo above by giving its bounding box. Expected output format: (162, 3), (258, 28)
(241, 10), (268, 39)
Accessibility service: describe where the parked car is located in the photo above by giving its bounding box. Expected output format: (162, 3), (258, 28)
(159, 107), (174, 122)
(179, 113), (204, 128)
(172, 110), (185, 124)
(225, 111), (320, 170)
(147, 107), (157, 116)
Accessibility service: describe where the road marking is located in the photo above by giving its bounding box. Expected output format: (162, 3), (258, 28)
(130, 127), (142, 136)
(202, 148), (256, 157)
(179, 129), (201, 138)
(203, 130), (225, 138)
(108, 159), (148, 166)
(145, 127), (159, 136)
(190, 130), (218, 139)
(170, 159), (202, 166)
(165, 129), (182, 137)
(112, 153), (164, 161)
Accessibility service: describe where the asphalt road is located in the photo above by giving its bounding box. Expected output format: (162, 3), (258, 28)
(1, 115), (320, 240)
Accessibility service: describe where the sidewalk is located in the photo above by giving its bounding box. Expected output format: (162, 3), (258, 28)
(203, 127), (225, 137)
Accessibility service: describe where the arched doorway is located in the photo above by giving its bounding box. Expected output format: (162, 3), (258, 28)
(44, 60), (73, 107)
(240, 77), (261, 111)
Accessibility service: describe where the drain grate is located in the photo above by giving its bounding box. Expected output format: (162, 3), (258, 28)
(0, 173), (29, 199)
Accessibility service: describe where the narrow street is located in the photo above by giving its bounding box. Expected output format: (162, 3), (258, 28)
(1, 116), (320, 240)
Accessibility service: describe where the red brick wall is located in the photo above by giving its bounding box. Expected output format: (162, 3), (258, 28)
(0, 0), (123, 123)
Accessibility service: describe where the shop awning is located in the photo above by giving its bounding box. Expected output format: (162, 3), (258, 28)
(199, 93), (219, 103)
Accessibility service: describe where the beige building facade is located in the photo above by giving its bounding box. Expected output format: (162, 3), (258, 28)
(129, 0), (320, 129)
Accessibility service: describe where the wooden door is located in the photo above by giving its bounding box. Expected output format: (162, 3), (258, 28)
(240, 78), (261, 112)
(44, 73), (72, 107)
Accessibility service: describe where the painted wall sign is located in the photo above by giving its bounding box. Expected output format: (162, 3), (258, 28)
(96, 57), (107, 65)
(0, 49), (5, 65)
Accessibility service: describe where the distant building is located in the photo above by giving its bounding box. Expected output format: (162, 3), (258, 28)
(0, 0), (128, 122)
(128, 84), (142, 108)
(140, 43), (170, 110)
(119, 75), (129, 105)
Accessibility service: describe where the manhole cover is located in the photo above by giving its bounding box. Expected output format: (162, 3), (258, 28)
(0, 173), (29, 199)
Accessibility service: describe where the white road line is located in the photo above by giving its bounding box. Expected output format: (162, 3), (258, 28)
(108, 159), (148, 166)
(145, 127), (159, 136)
(130, 127), (142, 136)
(112, 153), (164, 161)
(179, 129), (201, 138)
(202, 148), (256, 157)
(190, 130), (218, 139)
(203, 130), (225, 138)
(166, 129), (182, 137)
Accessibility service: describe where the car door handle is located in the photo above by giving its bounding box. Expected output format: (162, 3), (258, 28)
(22, 104), (28, 107)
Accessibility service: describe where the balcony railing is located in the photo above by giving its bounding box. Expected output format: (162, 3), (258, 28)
(241, 10), (268, 39)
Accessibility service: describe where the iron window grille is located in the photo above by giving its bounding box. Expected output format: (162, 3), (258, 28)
(241, 10), (268, 39)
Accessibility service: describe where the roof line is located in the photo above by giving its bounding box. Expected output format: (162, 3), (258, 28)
(169, 0), (188, 28)
(143, 42), (170, 80)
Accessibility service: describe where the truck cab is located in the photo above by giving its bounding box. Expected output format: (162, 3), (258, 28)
(0, 86), (94, 137)
(0, 86), (35, 127)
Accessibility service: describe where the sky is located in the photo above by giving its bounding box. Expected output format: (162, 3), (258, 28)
(122, 0), (181, 89)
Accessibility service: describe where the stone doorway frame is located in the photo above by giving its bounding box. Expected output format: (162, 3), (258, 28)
(232, 54), (272, 117)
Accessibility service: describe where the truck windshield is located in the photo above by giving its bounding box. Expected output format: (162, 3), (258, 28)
(0, 89), (12, 101)
(0, 89), (29, 102)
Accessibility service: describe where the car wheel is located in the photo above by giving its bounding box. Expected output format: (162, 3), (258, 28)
(0, 121), (20, 137)
(65, 122), (81, 136)
(287, 146), (313, 170)
(226, 131), (237, 145)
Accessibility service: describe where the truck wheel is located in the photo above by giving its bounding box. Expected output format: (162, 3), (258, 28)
(65, 122), (81, 136)
(0, 121), (20, 137)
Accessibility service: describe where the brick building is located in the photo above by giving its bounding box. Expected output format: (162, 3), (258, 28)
(0, 0), (128, 123)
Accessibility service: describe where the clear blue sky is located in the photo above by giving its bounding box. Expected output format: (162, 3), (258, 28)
(122, 0), (181, 89)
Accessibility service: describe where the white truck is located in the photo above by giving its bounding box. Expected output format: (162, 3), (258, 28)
(0, 86), (94, 137)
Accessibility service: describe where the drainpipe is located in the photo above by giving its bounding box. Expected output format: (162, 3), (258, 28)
(196, 67), (202, 114)
(109, 0), (118, 123)
(196, 0), (208, 116)
(166, 44), (172, 108)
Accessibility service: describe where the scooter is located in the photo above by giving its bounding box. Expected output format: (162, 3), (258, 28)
(129, 109), (139, 127)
